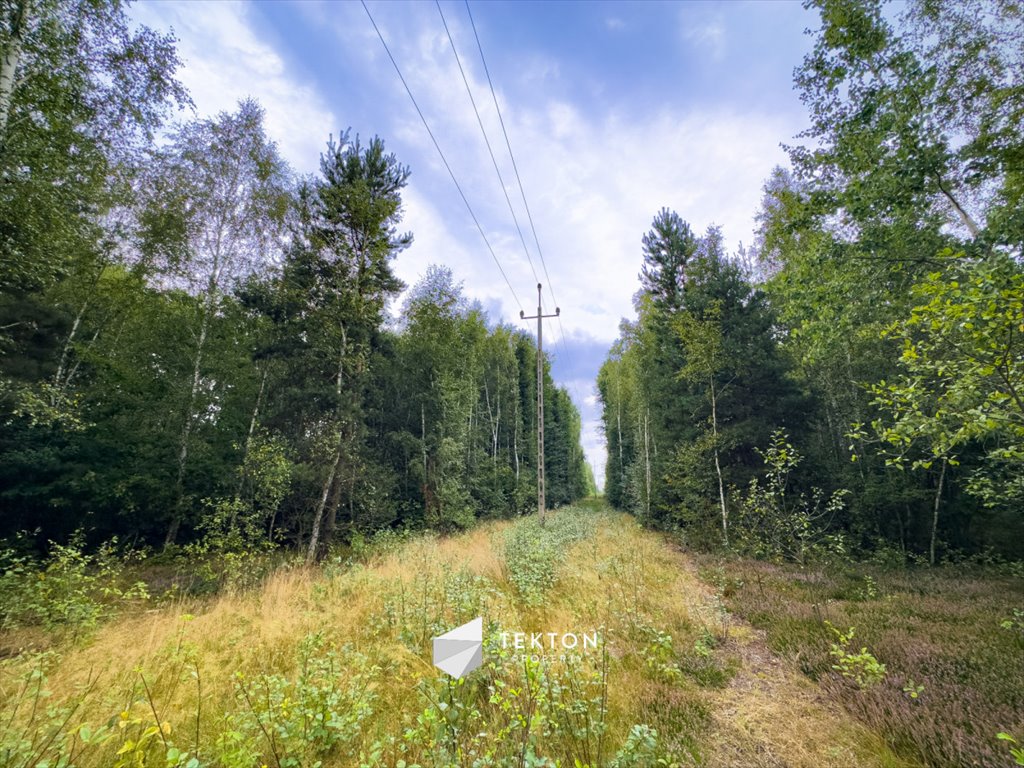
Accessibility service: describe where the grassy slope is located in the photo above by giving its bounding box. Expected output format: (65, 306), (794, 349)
(2, 501), (915, 767)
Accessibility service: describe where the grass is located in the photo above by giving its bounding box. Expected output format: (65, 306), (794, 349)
(0, 500), (928, 768)
(697, 554), (1024, 768)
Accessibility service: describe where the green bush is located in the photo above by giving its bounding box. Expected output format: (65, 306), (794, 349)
(0, 532), (149, 632)
(220, 633), (378, 768)
(824, 621), (886, 689)
(502, 511), (593, 606)
(733, 431), (849, 565)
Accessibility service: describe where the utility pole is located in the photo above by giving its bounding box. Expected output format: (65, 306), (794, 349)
(520, 283), (559, 523)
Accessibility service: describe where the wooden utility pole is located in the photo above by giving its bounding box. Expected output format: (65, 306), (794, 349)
(520, 283), (559, 522)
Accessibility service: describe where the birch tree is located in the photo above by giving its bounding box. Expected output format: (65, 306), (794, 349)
(140, 100), (290, 546)
(0, 0), (187, 296)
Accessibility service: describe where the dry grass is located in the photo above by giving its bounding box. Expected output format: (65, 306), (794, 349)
(0, 503), (917, 767)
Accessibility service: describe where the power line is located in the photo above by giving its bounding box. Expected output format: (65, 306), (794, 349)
(464, 1), (590, 427)
(361, 0), (523, 313)
(441, 1), (585, 423)
(435, 0), (540, 289)
(464, 0), (559, 315)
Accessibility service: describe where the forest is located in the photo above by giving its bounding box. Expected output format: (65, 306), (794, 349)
(0, 1), (1022, 767)
(599, 0), (1024, 565)
(0, 6), (592, 562)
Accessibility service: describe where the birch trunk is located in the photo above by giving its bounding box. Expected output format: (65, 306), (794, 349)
(930, 458), (947, 567)
(643, 409), (651, 519)
(166, 290), (213, 547)
(52, 298), (88, 401)
(235, 365), (268, 499)
(0, 0), (29, 144)
(308, 324), (348, 563)
(709, 379), (728, 546)
(307, 446), (341, 564)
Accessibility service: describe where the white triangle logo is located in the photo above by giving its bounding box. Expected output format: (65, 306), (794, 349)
(432, 617), (483, 678)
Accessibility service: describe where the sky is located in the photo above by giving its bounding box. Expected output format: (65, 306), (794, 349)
(131, 0), (820, 490)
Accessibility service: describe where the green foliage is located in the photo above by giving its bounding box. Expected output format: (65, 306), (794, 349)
(734, 431), (849, 564)
(855, 575), (879, 601)
(902, 679), (925, 701)
(1000, 608), (1024, 643)
(0, 659), (203, 768)
(222, 634), (378, 768)
(0, 533), (149, 632)
(0, 16), (593, 556)
(600, 215), (802, 539)
(502, 510), (593, 606)
(0, 656), (89, 768)
(824, 622), (886, 689)
(638, 625), (683, 685)
(0, 0), (189, 298)
(867, 253), (1024, 512)
(997, 733), (1024, 766)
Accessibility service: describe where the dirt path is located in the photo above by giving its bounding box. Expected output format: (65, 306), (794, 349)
(665, 545), (916, 768)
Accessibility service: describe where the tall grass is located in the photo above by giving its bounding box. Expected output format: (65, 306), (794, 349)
(0, 504), (727, 767)
(0, 502), (935, 767)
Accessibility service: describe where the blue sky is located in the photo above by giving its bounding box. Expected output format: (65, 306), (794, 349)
(132, 0), (819, 489)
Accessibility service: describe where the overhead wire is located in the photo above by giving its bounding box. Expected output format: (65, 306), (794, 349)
(462, 0), (587, 415)
(361, 0), (523, 314)
(435, 0), (541, 290)
(464, 0), (560, 315)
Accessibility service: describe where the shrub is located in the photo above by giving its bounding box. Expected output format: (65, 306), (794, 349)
(824, 621), (886, 689)
(0, 532), (149, 632)
(220, 633), (378, 768)
(733, 431), (849, 565)
(502, 511), (592, 606)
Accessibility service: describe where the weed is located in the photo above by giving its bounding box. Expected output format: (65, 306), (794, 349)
(609, 724), (666, 768)
(854, 575), (879, 601)
(824, 621), (886, 689)
(0, 533), (149, 635)
(901, 678), (924, 701)
(1000, 608), (1024, 641)
(997, 732), (1024, 766)
(638, 626), (683, 684)
(222, 633), (378, 767)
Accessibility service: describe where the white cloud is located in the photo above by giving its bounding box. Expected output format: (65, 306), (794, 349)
(133, 0), (803, 487)
(328, 10), (799, 345)
(130, 1), (336, 174)
(683, 21), (726, 60)
(327, 6), (799, 484)
(680, 5), (727, 63)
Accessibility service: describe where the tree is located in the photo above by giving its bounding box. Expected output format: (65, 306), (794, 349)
(601, 214), (801, 540)
(862, 252), (1024, 561)
(0, 0), (188, 297)
(140, 99), (291, 546)
(676, 301), (730, 545)
(793, 0), (985, 249)
(640, 208), (697, 313)
(763, 0), (1024, 557)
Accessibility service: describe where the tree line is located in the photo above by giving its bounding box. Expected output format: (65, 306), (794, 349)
(0, 1), (592, 558)
(599, 0), (1023, 563)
